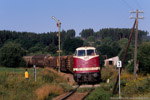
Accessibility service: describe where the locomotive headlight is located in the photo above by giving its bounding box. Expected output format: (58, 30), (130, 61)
(93, 73), (98, 77)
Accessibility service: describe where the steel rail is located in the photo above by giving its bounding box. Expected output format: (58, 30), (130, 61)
(61, 85), (80, 100)
(81, 87), (95, 100)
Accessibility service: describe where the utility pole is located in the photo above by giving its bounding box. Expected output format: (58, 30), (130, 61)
(113, 20), (136, 94)
(52, 16), (61, 72)
(130, 9), (144, 79)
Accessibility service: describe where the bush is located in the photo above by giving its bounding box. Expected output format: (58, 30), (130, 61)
(0, 42), (26, 67)
(126, 61), (134, 73)
(122, 77), (150, 97)
(138, 42), (150, 74)
(101, 66), (118, 82)
(86, 87), (110, 100)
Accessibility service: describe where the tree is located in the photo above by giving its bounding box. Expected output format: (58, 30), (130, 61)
(66, 29), (76, 39)
(28, 43), (44, 53)
(97, 44), (114, 58)
(138, 42), (150, 74)
(96, 37), (120, 58)
(118, 38), (134, 65)
(44, 43), (57, 54)
(101, 37), (113, 45)
(80, 28), (94, 39)
(62, 38), (83, 54)
(0, 42), (26, 67)
(84, 36), (95, 46)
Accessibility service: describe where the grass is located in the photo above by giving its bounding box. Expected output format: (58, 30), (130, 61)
(122, 76), (150, 97)
(0, 67), (34, 74)
(77, 87), (92, 93)
(0, 67), (72, 100)
(85, 87), (111, 100)
(100, 66), (150, 99)
(2, 66), (150, 100)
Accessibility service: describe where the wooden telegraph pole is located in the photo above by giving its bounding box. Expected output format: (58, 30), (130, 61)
(113, 9), (144, 94)
(113, 20), (136, 94)
(130, 9), (144, 79)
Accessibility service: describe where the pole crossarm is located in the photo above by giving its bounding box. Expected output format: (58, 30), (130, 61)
(130, 10), (144, 19)
(130, 10), (144, 13)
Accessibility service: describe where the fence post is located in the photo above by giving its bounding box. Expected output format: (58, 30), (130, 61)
(33, 65), (36, 81)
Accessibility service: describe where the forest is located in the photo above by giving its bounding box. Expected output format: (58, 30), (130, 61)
(0, 28), (150, 74)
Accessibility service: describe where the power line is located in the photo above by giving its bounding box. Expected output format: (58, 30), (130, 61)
(134, 0), (143, 10)
(121, 0), (134, 10)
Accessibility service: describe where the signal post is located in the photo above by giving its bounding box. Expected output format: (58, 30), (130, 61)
(52, 16), (61, 72)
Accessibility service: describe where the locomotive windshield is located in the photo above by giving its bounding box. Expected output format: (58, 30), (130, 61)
(87, 49), (95, 56)
(76, 49), (95, 56)
(78, 50), (85, 56)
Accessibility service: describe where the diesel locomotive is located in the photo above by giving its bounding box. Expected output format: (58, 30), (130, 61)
(73, 47), (101, 83)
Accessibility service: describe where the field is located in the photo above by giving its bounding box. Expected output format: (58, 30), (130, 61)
(0, 67), (72, 100)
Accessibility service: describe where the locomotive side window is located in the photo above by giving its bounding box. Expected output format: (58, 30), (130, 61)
(87, 49), (95, 56)
(78, 50), (85, 56)
(95, 50), (98, 55)
(74, 50), (77, 56)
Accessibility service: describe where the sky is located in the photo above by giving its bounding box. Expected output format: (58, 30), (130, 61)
(0, 0), (149, 36)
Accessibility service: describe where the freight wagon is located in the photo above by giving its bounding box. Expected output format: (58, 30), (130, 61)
(23, 55), (73, 73)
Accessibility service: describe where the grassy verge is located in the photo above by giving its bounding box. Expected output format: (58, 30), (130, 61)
(97, 66), (150, 99)
(0, 67), (72, 100)
(85, 87), (111, 100)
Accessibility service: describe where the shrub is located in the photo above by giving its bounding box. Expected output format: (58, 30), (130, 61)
(126, 61), (134, 73)
(101, 66), (118, 82)
(0, 42), (26, 67)
(138, 42), (150, 74)
(120, 72), (133, 81)
(122, 77), (150, 97)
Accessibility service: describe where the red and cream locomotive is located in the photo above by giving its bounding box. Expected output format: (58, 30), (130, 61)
(73, 47), (101, 83)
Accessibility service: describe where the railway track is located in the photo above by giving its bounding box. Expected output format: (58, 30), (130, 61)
(60, 85), (95, 100)
(61, 85), (80, 100)
(81, 86), (95, 100)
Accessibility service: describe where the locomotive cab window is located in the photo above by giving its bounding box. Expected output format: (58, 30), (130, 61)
(78, 50), (85, 56)
(87, 49), (95, 56)
(74, 50), (77, 56)
(95, 50), (98, 55)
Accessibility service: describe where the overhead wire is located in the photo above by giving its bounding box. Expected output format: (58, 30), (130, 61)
(119, 0), (135, 28)
(134, 0), (143, 10)
(121, 0), (134, 11)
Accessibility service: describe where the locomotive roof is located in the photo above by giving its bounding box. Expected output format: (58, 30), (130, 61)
(76, 47), (96, 50)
